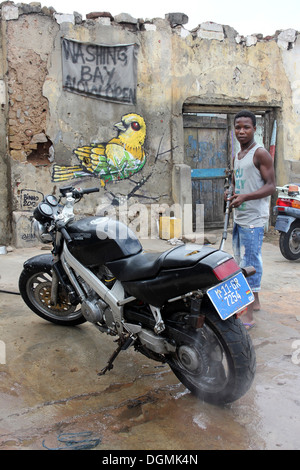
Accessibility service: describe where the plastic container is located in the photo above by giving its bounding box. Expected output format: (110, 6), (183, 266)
(159, 217), (182, 240)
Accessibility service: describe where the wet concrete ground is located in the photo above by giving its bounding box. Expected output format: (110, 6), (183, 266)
(0, 233), (300, 450)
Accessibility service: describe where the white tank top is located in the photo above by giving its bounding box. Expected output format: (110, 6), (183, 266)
(233, 143), (270, 227)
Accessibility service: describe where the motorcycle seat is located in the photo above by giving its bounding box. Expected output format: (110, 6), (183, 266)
(106, 244), (217, 282)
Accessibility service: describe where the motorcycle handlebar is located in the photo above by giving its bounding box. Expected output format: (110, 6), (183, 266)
(79, 187), (100, 194)
(60, 227), (73, 244)
(72, 187), (100, 198)
(59, 186), (100, 198)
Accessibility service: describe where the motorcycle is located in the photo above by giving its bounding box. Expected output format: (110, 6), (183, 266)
(274, 184), (300, 260)
(19, 185), (256, 405)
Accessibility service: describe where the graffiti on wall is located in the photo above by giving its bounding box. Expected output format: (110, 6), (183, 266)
(62, 39), (138, 105)
(20, 189), (44, 211)
(52, 113), (147, 186)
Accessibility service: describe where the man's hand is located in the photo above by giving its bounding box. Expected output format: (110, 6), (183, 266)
(229, 193), (247, 209)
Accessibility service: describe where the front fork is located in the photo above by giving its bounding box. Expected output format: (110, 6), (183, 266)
(50, 230), (80, 306)
(50, 230), (62, 306)
(50, 269), (59, 306)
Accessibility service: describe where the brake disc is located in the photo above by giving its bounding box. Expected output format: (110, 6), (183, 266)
(34, 281), (76, 315)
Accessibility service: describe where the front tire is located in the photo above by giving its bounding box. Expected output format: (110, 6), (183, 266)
(167, 307), (256, 405)
(279, 220), (300, 260)
(19, 265), (86, 326)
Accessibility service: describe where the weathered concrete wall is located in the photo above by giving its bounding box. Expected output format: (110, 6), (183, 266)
(0, 16), (9, 245)
(1, 2), (300, 246)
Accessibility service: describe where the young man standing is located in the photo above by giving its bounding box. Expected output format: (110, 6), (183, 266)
(229, 110), (276, 330)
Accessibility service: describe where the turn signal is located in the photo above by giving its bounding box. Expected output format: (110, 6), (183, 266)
(292, 199), (300, 209)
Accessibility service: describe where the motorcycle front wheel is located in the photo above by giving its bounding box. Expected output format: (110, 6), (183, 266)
(279, 220), (300, 260)
(167, 306), (256, 405)
(19, 265), (86, 326)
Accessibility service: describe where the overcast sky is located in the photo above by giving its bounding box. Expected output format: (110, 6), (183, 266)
(45, 0), (299, 37)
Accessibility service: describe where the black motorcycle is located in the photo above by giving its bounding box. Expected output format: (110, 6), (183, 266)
(19, 185), (256, 405)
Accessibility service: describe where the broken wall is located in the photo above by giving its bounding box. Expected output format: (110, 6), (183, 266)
(0, 2), (300, 246)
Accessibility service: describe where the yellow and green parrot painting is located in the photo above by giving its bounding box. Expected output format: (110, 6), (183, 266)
(52, 113), (146, 185)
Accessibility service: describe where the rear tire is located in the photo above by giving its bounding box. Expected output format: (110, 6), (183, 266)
(167, 307), (256, 405)
(19, 265), (86, 326)
(279, 220), (300, 260)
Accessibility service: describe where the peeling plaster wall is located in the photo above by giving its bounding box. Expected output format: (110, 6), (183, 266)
(0, 17), (9, 245)
(1, 3), (300, 246)
(279, 35), (300, 178)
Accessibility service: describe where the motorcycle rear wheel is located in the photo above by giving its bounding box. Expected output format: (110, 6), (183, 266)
(19, 265), (86, 326)
(167, 307), (256, 405)
(279, 220), (300, 260)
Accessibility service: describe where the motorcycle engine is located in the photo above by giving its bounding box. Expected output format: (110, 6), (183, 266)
(78, 269), (117, 329)
(81, 298), (108, 323)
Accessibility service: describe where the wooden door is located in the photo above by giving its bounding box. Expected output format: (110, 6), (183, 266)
(184, 114), (229, 229)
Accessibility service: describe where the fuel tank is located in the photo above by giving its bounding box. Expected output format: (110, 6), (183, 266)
(66, 216), (142, 267)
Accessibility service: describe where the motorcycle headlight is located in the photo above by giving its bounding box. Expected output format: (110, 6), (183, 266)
(33, 220), (53, 243)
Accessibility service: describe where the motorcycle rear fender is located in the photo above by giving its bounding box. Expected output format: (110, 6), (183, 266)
(274, 214), (296, 233)
(23, 253), (54, 271)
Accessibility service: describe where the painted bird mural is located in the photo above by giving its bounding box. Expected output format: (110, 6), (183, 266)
(52, 113), (146, 185)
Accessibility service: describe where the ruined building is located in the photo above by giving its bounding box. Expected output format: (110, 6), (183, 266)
(0, 2), (299, 246)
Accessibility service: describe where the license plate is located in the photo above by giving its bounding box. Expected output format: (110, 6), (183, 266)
(207, 272), (254, 320)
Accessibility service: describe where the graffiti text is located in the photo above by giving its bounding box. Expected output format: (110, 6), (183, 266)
(62, 39), (138, 104)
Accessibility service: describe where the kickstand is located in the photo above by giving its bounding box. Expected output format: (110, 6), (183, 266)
(98, 336), (134, 376)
